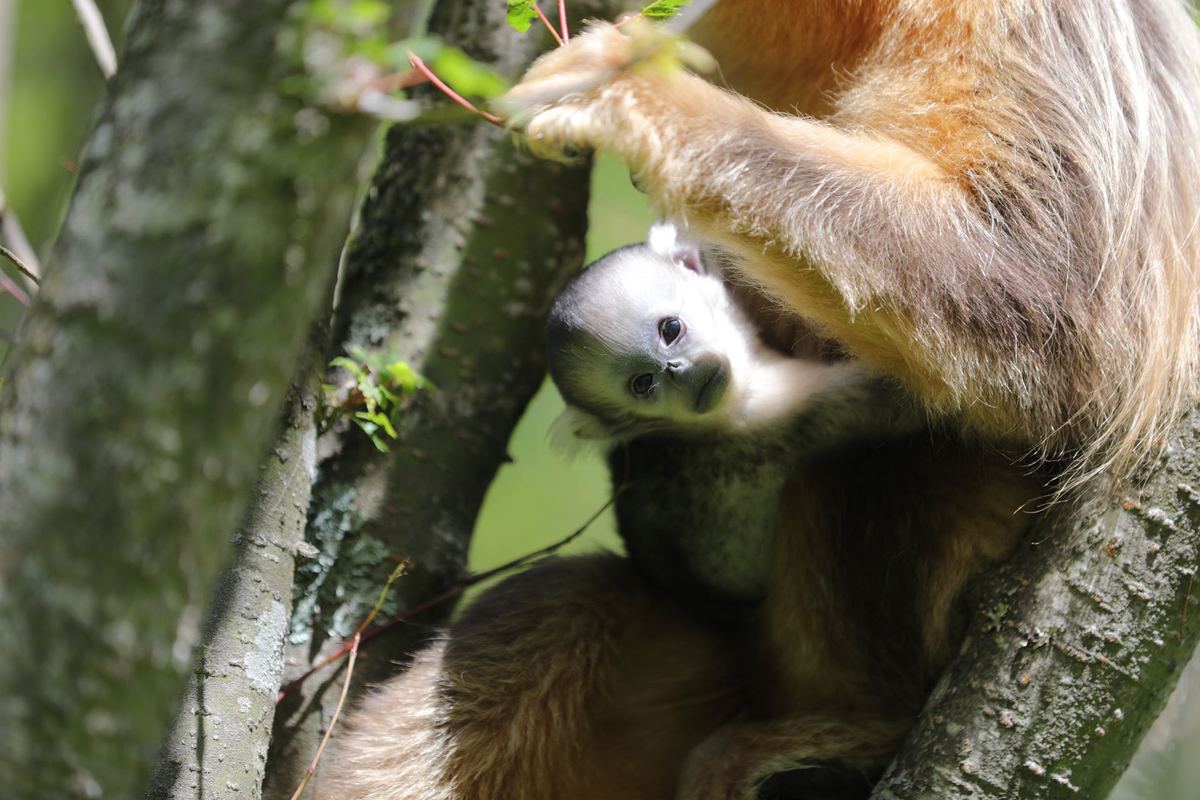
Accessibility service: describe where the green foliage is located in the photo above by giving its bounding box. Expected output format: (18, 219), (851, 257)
(506, 0), (540, 33)
(504, 0), (693, 33)
(640, 0), (692, 21)
(324, 346), (431, 452)
(428, 45), (510, 99)
(300, 0), (390, 35)
(402, 36), (510, 99)
(282, 0), (509, 114)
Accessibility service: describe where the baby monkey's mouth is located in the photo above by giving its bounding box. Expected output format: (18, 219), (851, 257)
(694, 356), (730, 414)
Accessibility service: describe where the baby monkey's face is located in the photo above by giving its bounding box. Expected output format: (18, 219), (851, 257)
(567, 249), (748, 434)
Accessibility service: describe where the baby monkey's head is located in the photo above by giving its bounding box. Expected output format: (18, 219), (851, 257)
(547, 223), (757, 443)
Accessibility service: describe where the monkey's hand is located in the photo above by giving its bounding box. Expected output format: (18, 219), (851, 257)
(499, 20), (716, 163)
(676, 717), (905, 800)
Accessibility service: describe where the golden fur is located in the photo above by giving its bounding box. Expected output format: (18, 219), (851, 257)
(323, 2), (1200, 798)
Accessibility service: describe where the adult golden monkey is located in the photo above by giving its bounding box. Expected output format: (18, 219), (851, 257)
(322, 2), (1200, 798)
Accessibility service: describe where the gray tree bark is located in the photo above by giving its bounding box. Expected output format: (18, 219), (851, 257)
(146, 317), (330, 800)
(0, 0), (372, 796)
(875, 412), (1200, 798)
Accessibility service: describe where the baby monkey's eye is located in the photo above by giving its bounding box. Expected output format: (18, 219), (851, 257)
(630, 373), (655, 397)
(659, 318), (684, 345)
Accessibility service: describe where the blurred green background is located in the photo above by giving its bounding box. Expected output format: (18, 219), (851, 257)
(1, 3), (1194, 798)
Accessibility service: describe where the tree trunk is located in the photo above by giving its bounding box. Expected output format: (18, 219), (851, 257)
(876, 410), (1200, 798)
(146, 316), (331, 800)
(0, 0), (371, 796)
(262, 2), (614, 795)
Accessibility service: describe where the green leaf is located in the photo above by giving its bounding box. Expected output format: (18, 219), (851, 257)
(329, 356), (365, 379)
(301, 0), (338, 26)
(349, 35), (392, 65)
(382, 360), (419, 390)
(378, 414), (397, 439)
(393, 36), (442, 65)
(431, 46), (510, 99)
(641, 0), (691, 21)
(342, 0), (391, 32)
(506, 0), (539, 33)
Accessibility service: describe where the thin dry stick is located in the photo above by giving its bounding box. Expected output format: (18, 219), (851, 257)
(407, 53), (503, 126)
(1, 243), (38, 285)
(535, 3), (565, 46)
(287, 632), (361, 800)
(283, 561), (412, 795)
(70, 0), (118, 79)
(276, 496), (615, 701)
(557, 0), (570, 41)
(0, 188), (40, 283)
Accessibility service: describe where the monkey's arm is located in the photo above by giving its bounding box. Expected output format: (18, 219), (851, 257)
(506, 23), (1098, 452)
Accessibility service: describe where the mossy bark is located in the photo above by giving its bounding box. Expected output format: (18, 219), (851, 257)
(0, 0), (371, 796)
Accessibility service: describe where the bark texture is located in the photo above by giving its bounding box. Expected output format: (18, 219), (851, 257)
(147, 319), (329, 800)
(262, 2), (611, 795)
(0, 0), (370, 796)
(876, 409), (1200, 798)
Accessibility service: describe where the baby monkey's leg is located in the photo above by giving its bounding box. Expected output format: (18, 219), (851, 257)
(321, 554), (741, 800)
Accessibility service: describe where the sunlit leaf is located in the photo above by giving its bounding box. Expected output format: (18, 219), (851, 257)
(641, 0), (691, 21)
(506, 0), (539, 33)
(343, 0), (391, 32)
(329, 356), (365, 379)
(431, 46), (510, 99)
(387, 36), (441, 69)
(302, 0), (338, 26)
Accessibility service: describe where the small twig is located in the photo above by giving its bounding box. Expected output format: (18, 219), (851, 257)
(407, 53), (503, 126)
(1, 244), (38, 285)
(0, 188), (41, 286)
(535, 4), (565, 46)
(287, 632), (360, 800)
(612, 12), (643, 29)
(557, 0), (570, 42)
(277, 497), (615, 701)
(70, 0), (118, 79)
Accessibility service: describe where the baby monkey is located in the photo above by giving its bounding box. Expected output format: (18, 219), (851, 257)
(324, 226), (1033, 800)
(547, 222), (920, 607)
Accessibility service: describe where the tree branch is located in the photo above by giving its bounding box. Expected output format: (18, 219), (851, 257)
(147, 309), (332, 800)
(0, 0), (373, 794)
(0, 242), (38, 285)
(70, 0), (118, 79)
(876, 408), (1200, 798)
(262, 1), (611, 793)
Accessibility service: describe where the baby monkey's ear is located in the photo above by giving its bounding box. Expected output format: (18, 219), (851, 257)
(648, 221), (705, 274)
(549, 406), (613, 457)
